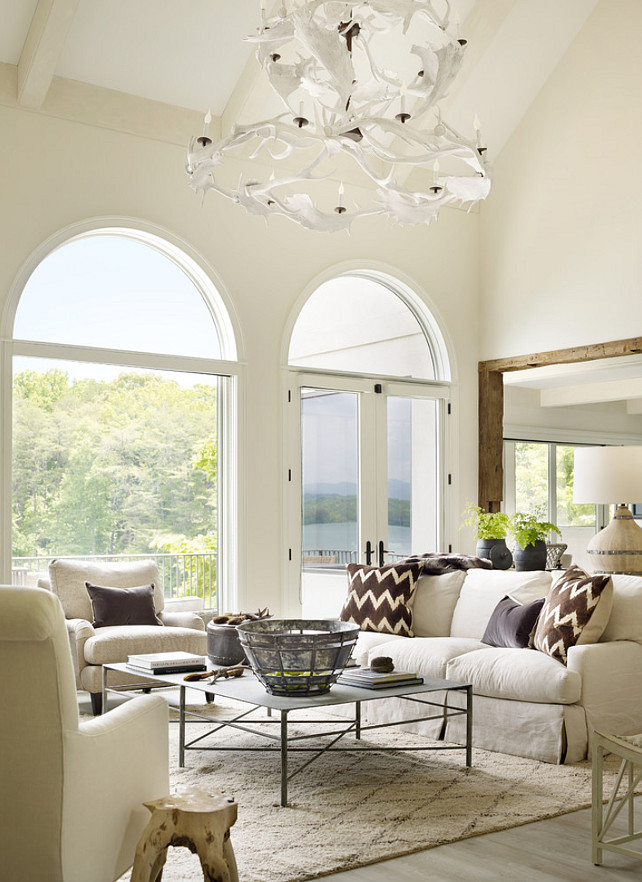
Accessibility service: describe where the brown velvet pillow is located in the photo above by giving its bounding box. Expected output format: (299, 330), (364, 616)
(339, 562), (421, 637)
(481, 594), (546, 648)
(85, 582), (163, 628)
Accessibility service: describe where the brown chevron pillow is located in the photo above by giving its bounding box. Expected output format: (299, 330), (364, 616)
(533, 566), (613, 664)
(339, 562), (422, 637)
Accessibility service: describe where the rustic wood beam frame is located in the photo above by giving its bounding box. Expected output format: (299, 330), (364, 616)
(477, 336), (642, 512)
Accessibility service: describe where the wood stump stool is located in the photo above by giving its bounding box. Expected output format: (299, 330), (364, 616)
(131, 786), (238, 882)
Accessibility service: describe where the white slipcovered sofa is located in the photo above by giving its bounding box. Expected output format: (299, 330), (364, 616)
(348, 567), (642, 764)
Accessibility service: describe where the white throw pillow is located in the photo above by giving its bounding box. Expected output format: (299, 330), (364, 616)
(412, 571), (466, 638)
(449, 568), (552, 640)
(599, 573), (642, 643)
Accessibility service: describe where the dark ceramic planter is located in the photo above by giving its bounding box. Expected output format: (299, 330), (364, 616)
(206, 621), (247, 666)
(513, 539), (547, 571)
(476, 538), (513, 570)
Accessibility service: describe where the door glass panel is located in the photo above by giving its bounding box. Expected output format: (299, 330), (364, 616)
(301, 389), (359, 568)
(514, 441), (549, 513)
(387, 397), (438, 559)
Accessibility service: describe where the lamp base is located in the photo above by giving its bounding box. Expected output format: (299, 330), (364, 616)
(587, 504), (642, 575)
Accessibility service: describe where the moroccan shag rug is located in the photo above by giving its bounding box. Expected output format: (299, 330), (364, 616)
(102, 694), (619, 882)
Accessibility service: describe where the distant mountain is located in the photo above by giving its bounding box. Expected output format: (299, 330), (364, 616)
(303, 479), (410, 500)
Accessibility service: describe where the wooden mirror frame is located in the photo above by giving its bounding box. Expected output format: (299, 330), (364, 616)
(478, 336), (642, 512)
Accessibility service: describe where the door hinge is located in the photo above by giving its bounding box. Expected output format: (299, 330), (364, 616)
(288, 469), (292, 482)
(448, 473), (452, 485)
(288, 389), (292, 403)
(289, 548), (292, 561)
(374, 383), (382, 393)
(447, 402), (451, 415)
(448, 543), (452, 553)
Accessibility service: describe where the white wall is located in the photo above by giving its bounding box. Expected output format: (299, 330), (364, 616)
(480, 0), (642, 359)
(0, 99), (481, 613)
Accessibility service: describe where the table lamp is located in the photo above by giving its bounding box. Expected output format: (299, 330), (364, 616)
(573, 446), (642, 575)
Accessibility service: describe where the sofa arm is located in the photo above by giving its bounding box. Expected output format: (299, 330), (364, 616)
(159, 610), (205, 630)
(66, 618), (95, 687)
(567, 640), (642, 744)
(65, 694), (169, 879)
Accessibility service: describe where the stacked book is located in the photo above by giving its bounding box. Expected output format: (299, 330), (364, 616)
(126, 651), (207, 675)
(337, 666), (423, 689)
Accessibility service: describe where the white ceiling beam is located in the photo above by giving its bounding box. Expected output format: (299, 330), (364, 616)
(540, 377), (642, 408)
(626, 399), (642, 415)
(17, 0), (80, 109)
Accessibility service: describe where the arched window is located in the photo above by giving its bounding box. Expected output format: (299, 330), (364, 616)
(8, 228), (238, 611)
(285, 271), (453, 617)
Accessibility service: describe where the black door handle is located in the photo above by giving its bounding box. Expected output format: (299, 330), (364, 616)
(378, 540), (388, 567)
(365, 540), (373, 565)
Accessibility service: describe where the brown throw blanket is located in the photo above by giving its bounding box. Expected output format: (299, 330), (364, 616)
(397, 553), (493, 575)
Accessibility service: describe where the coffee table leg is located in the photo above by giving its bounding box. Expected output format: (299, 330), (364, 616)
(280, 711), (288, 807)
(356, 702), (361, 740)
(465, 685), (473, 767)
(179, 685), (186, 767)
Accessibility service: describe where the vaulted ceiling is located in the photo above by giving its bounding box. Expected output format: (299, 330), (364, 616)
(1, 0), (598, 155)
(7, 0), (638, 409)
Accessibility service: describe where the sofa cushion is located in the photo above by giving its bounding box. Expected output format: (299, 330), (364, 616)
(412, 571), (466, 638)
(48, 558), (164, 621)
(352, 631), (405, 667)
(340, 562), (421, 636)
(446, 647), (582, 704)
(600, 573), (642, 643)
(83, 626), (207, 665)
(534, 566), (613, 664)
(481, 595), (545, 649)
(367, 636), (487, 680)
(449, 569), (552, 640)
(86, 582), (163, 628)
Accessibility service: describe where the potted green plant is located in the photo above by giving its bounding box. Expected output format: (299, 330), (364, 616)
(461, 504), (513, 569)
(510, 511), (561, 571)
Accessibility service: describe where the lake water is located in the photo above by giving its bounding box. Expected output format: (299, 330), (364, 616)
(302, 522), (412, 558)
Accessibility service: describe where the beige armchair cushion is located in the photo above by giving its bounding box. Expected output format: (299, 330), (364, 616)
(48, 558), (165, 621)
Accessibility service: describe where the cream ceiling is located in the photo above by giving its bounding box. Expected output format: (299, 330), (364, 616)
(6, 0), (637, 410)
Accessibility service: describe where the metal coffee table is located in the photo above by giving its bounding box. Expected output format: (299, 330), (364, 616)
(103, 663), (472, 806)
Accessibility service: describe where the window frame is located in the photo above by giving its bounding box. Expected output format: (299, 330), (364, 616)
(1, 224), (241, 612)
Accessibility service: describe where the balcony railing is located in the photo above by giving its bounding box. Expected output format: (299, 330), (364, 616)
(11, 552), (218, 611)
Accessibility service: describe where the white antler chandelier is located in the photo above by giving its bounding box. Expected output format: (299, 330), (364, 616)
(187, 0), (491, 232)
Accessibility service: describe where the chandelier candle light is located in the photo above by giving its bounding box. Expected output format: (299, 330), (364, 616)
(186, 0), (491, 232)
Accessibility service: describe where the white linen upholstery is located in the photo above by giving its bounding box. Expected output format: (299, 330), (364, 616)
(368, 635), (487, 680)
(39, 559), (206, 710)
(449, 568), (552, 639)
(444, 692), (588, 764)
(600, 574), (642, 642)
(0, 585), (169, 882)
(446, 646), (582, 704)
(412, 571), (467, 637)
(351, 630), (402, 666)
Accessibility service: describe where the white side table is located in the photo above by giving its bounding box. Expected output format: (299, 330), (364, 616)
(592, 730), (642, 865)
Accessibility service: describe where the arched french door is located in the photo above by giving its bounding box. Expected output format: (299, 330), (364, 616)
(285, 272), (453, 617)
(4, 225), (239, 611)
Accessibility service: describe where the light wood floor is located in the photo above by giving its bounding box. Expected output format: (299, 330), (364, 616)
(322, 799), (642, 881)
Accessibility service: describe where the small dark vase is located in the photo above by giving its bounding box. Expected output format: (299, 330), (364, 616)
(206, 621), (247, 666)
(513, 540), (547, 571)
(476, 538), (513, 570)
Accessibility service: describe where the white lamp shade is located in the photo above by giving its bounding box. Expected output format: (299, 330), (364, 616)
(573, 446), (642, 504)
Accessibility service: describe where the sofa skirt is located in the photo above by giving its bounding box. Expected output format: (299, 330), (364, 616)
(444, 692), (588, 764)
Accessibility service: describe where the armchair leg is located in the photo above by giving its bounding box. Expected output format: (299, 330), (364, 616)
(90, 692), (103, 715)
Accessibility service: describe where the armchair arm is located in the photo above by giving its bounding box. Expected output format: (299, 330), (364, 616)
(66, 618), (95, 688)
(64, 695), (169, 880)
(567, 640), (642, 742)
(159, 610), (205, 630)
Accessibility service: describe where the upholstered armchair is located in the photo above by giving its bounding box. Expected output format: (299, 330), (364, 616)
(0, 585), (170, 882)
(38, 558), (207, 714)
